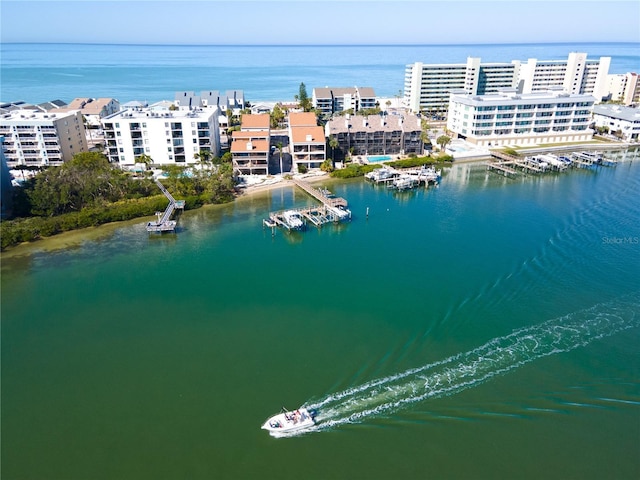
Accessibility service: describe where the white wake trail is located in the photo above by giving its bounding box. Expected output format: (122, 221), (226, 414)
(298, 293), (639, 435)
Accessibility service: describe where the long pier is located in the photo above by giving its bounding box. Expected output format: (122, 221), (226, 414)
(146, 179), (184, 233)
(290, 178), (348, 208)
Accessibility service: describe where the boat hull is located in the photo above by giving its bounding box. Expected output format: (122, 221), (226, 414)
(261, 408), (315, 433)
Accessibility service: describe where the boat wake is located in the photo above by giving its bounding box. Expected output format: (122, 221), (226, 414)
(296, 292), (639, 436)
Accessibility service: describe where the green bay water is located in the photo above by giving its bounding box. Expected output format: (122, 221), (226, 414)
(2, 156), (640, 479)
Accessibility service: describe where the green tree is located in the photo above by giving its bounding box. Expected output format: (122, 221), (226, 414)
(296, 82), (312, 112)
(271, 103), (286, 129)
(276, 141), (284, 174)
(420, 119), (431, 154)
(329, 135), (339, 167)
(436, 135), (451, 151)
(194, 149), (213, 168)
(28, 152), (130, 216)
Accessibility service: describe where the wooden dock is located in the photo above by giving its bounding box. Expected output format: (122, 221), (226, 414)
(146, 179), (184, 233)
(291, 178), (348, 208)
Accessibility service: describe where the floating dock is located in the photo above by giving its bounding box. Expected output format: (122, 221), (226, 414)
(146, 179), (184, 233)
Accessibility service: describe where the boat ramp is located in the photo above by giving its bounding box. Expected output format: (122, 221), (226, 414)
(486, 150), (618, 178)
(264, 178), (352, 234)
(146, 179), (185, 233)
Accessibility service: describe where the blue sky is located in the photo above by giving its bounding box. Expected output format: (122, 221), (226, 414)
(1, 0), (639, 45)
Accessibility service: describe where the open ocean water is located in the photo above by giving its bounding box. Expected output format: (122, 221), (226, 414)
(1, 43), (640, 479)
(1, 42), (639, 104)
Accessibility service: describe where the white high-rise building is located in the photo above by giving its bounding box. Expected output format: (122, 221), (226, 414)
(101, 102), (220, 166)
(605, 72), (640, 106)
(0, 109), (87, 166)
(404, 57), (519, 114)
(517, 52), (610, 100)
(446, 87), (595, 147)
(405, 53), (610, 114)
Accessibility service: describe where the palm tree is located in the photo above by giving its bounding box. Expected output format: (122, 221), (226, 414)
(135, 154), (153, 175)
(329, 135), (339, 168)
(436, 135), (451, 152)
(420, 119), (431, 154)
(194, 149), (213, 169)
(276, 141), (284, 175)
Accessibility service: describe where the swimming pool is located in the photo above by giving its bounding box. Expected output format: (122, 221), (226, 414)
(368, 155), (392, 163)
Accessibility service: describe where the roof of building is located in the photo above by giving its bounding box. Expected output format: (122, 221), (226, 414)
(313, 86), (376, 99)
(59, 98), (118, 116)
(449, 88), (596, 106)
(232, 130), (270, 140)
(291, 126), (325, 144)
(241, 114), (270, 129)
(593, 104), (640, 122)
(326, 113), (421, 135)
(289, 112), (317, 127)
(230, 138), (269, 153)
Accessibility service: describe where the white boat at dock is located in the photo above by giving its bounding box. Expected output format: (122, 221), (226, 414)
(282, 210), (304, 230)
(365, 166), (395, 182)
(327, 204), (352, 221)
(262, 407), (316, 434)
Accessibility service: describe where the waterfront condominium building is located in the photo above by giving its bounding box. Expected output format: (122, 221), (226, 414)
(404, 57), (519, 114)
(325, 113), (423, 161)
(0, 109), (88, 166)
(592, 104), (640, 142)
(56, 98), (121, 127)
(174, 90), (245, 112)
(517, 53), (610, 100)
(605, 72), (640, 106)
(446, 87), (595, 147)
(405, 53), (610, 114)
(231, 114), (270, 176)
(101, 102), (220, 166)
(288, 112), (326, 171)
(312, 87), (377, 117)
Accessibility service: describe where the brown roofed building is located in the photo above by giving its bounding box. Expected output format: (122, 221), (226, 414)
(312, 86), (377, 117)
(232, 114), (271, 175)
(325, 113), (423, 161)
(58, 98), (120, 126)
(240, 113), (271, 131)
(288, 112), (326, 172)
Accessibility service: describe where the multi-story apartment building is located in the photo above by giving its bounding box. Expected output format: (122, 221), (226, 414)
(405, 58), (519, 114)
(446, 87), (595, 147)
(57, 98), (121, 126)
(312, 87), (376, 117)
(101, 102), (220, 166)
(231, 114), (270, 176)
(325, 113), (423, 160)
(0, 109), (87, 166)
(605, 72), (640, 106)
(517, 53), (610, 100)
(174, 90), (245, 112)
(592, 104), (640, 142)
(405, 53), (610, 114)
(288, 112), (326, 171)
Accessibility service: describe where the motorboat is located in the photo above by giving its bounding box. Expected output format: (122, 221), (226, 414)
(365, 167), (395, 182)
(282, 210), (304, 230)
(261, 407), (316, 434)
(327, 205), (352, 221)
